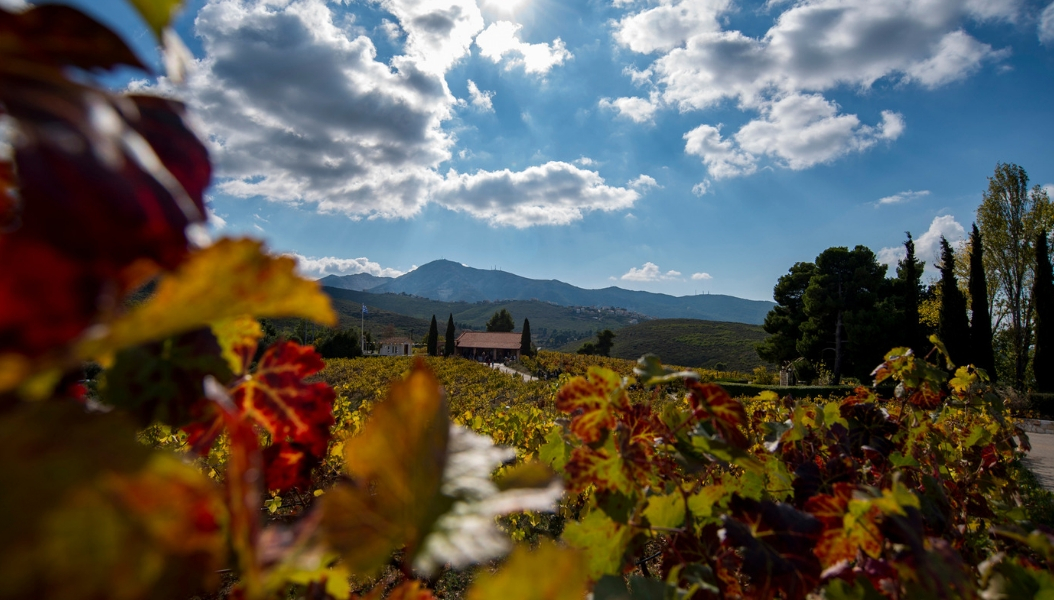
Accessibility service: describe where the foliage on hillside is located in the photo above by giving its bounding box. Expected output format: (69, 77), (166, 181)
(562, 318), (770, 371)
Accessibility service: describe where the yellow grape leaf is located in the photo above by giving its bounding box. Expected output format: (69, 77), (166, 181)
(0, 402), (227, 600)
(562, 509), (632, 581)
(127, 0), (183, 38)
(211, 315), (263, 375)
(320, 359), (450, 576)
(466, 540), (588, 600)
(77, 238), (335, 362)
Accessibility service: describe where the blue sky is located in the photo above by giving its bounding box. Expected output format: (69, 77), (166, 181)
(15, 0), (1054, 301)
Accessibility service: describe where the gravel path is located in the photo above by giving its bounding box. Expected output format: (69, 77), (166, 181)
(490, 363), (538, 382)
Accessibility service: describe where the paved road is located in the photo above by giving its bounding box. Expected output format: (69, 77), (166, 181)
(1024, 432), (1054, 492)
(490, 363), (538, 382)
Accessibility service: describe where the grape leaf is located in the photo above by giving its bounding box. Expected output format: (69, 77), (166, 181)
(466, 540), (588, 600)
(720, 495), (823, 600)
(562, 509), (633, 581)
(321, 360), (450, 576)
(0, 5), (144, 72)
(555, 366), (628, 443)
(643, 491), (686, 529)
(77, 238), (337, 361)
(211, 315), (263, 376)
(686, 381), (749, 448)
(0, 402), (227, 600)
(127, 0), (183, 39)
(804, 483), (883, 568)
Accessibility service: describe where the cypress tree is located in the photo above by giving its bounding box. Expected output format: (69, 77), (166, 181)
(897, 232), (923, 352)
(938, 237), (971, 367)
(427, 315), (438, 356)
(444, 314), (456, 357)
(1034, 232), (1054, 392)
(520, 318), (532, 357)
(968, 224), (996, 380)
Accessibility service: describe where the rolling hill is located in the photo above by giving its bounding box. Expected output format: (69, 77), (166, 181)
(559, 318), (771, 372)
(355, 260), (774, 325)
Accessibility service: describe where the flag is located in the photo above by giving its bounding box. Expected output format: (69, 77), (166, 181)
(362, 304), (368, 315)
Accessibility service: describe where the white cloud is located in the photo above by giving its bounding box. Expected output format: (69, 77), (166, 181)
(0, 0), (26, 9)
(1043, 184), (1054, 198)
(466, 79), (494, 112)
(691, 272), (713, 280)
(613, 0), (1010, 177)
(292, 254), (409, 278)
(434, 162), (639, 227)
(628, 174), (660, 190)
(876, 189), (931, 206)
(574, 156), (597, 166)
(599, 94), (660, 123)
(1042, 2), (1054, 45)
(692, 180), (711, 196)
(877, 214), (966, 277)
(620, 262), (682, 282)
(474, 21), (572, 74)
(149, 0), (623, 228)
(206, 207), (228, 229)
(683, 124), (757, 179)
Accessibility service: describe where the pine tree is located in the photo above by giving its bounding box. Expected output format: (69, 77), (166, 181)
(938, 237), (971, 367)
(897, 232), (924, 352)
(968, 224), (996, 380)
(519, 318), (532, 357)
(486, 308), (515, 332)
(596, 329), (616, 357)
(427, 315), (438, 356)
(444, 314), (456, 357)
(1034, 231), (1054, 392)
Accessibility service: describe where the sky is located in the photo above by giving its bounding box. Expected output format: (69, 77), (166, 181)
(11, 0), (1054, 301)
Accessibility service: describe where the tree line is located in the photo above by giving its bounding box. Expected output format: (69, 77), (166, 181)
(759, 162), (1054, 392)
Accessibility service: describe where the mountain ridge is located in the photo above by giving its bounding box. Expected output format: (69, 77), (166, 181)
(323, 259), (774, 325)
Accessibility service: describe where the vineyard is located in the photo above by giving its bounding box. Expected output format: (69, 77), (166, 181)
(2, 2), (1054, 599)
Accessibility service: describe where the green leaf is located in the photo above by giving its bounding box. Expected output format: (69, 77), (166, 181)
(687, 485), (727, 520)
(562, 510), (632, 581)
(634, 354), (698, 386)
(466, 540), (588, 600)
(540, 426), (571, 472)
(128, 0), (183, 38)
(643, 492), (686, 529)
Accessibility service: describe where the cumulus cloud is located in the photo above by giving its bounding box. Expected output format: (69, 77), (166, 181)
(292, 254), (409, 278)
(691, 272), (713, 280)
(206, 207), (228, 229)
(466, 79), (494, 112)
(628, 174), (660, 190)
(876, 214), (966, 277)
(612, 0), (1009, 177)
(1043, 2), (1054, 45)
(876, 189), (931, 206)
(433, 161), (639, 227)
(620, 262), (682, 282)
(691, 180), (711, 196)
(683, 125), (757, 179)
(474, 21), (572, 74)
(155, 0), (630, 228)
(599, 94), (660, 123)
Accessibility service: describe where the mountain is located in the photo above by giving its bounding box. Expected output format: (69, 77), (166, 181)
(318, 273), (393, 291)
(366, 259), (774, 325)
(559, 318), (770, 372)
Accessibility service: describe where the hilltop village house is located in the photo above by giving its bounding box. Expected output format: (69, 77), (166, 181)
(454, 332), (522, 362)
(379, 337), (413, 356)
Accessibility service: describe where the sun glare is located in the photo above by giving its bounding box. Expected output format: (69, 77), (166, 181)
(484, 0), (529, 16)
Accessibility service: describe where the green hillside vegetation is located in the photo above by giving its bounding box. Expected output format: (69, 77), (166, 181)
(560, 318), (771, 372)
(322, 287), (644, 347)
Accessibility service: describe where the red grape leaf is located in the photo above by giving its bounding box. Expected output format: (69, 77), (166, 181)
(555, 367), (627, 443)
(721, 495), (823, 600)
(804, 483), (883, 568)
(687, 381), (750, 448)
(0, 5), (145, 73)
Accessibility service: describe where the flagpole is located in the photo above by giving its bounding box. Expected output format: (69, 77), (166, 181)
(361, 304), (365, 354)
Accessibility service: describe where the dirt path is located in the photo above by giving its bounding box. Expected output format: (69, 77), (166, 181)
(490, 363), (537, 382)
(1023, 431), (1054, 492)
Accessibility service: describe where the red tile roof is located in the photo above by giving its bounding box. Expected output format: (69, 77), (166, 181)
(455, 332), (522, 350)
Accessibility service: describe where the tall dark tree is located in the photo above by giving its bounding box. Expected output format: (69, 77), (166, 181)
(596, 329), (616, 357)
(896, 232), (924, 352)
(799, 246), (889, 384)
(316, 329), (361, 359)
(968, 224), (996, 380)
(937, 237), (971, 367)
(520, 318), (533, 357)
(486, 308), (515, 332)
(444, 314), (456, 357)
(1034, 231), (1054, 392)
(426, 315), (438, 356)
(757, 262), (816, 365)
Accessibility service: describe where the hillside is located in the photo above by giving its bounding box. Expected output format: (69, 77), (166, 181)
(321, 287), (646, 348)
(363, 259), (774, 324)
(559, 318), (770, 372)
(318, 273), (392, 291)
